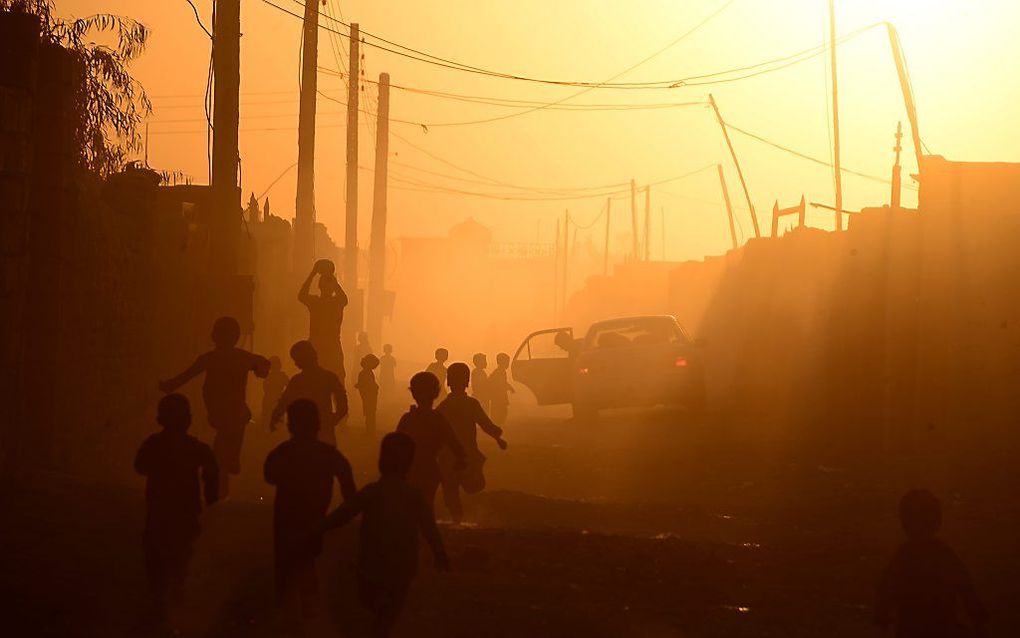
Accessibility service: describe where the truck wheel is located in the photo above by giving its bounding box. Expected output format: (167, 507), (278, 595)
(572, 402), (598, 422)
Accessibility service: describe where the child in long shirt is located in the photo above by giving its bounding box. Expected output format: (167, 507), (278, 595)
(355, 354), (380, 432)
(265, 400), (356, 624)
(438, 363), (508, 524)
(159, 316), (270, 497)
(134, 394), (219, 621)
(379, 344), (396, 401)
(260, 356), (289, 430)
(425, 348), (450, 401)
(322, 432), (449, 638)
(470, 352), (490, 412)
(876, 489), (988, 638)
(487, 352), (515, 426)
(270, 341), (348, 447)
(395, 372), (466, 509)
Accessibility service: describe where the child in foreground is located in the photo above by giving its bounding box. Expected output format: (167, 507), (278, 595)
(438, 362), (508, 524)
(876, 489), (988, 638)
(322, 432), (450, 638)
(134, 394), (219, 622)
(265, 399), (356, 625)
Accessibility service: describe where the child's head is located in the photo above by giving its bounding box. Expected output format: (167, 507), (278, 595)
(318, 273), (340, 297)
(899, 489), (942, 539)
(361, 354), (380, 370)
(378, 432), (415, 478)
(286, 399), (320, 439)
(434, 348), (449, 363)
(409, 371), (440, 406)
(157, 393), (191, 432)
(446, 362), (470, 392)
(496, 352), (510, 368)
(268, 355), (282, 372)
(383, 344), (393, 355)
(211, 316), (241, 347)
(289, 340), (318, 370)
(472, 353), (487, 369)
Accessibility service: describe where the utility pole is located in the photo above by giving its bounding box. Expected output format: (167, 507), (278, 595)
(661, 206), (666, 261)
(603, 197), (611, 276)
(367, 73), (390, 346)
(343, 23), (361, 339)
(709, 94), (760, 238)
(293, 0), (319, 273)
(891, 121), (903, 211)
(210, 0), (241, 287)
(886, 24), (924, 174)
(554, 218), (561, 319)
(829, 0), (844, 232)
(716, 164), (739, 251)
(562, 210), (569, 315)
(630, 179), (639, 260)
(644, 185), (651, 261)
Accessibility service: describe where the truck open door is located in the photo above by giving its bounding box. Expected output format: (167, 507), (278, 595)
(511, 327), (575, 405)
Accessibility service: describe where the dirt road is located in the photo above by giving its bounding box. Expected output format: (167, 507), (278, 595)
(2, 403), (1017, 637)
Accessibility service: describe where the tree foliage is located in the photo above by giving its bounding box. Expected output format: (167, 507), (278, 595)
(1, 0), (152, 176)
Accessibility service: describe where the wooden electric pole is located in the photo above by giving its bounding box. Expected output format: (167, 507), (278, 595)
(709, 94), (760, 239)
(716, 164), (739, 251)
(644, 185), (651, 261)
(367, 72), (390, 345)
(562, 210), (569, 314)
(343, 23), (361, 339)
(293, 0), (319, 273)
(554, 218), (561, 319)
(829, 0), (844, 232)
(630, 179), (639, 260)
(210, 0), (241, 284)
(603, 197), (611, 276)
(891, 121), (903, 211)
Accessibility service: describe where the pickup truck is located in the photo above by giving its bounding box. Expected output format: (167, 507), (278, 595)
(511, 315), (706, 420)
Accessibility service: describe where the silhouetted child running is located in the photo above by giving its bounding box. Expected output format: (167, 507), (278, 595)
(438, 363), (508, 524)
(471, 352), (490, 412)
(356, 354), (380, 432)
(488, 352), (515, 426)
(322, 432), (450, 638)
(395, 372), (466, 509)
(261, 356), (289, 430)
(271, 341), (348, 447)
(159, 316), (269, 498)
(379, 344), (396, 400)
(876, 489), (988, 638)
(265, 400), (356, 626)
(134, 394), (219, 622)
(425, 348), (450, 401)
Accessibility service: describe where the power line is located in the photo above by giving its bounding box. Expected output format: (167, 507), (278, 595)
(724, 121), (918, 190)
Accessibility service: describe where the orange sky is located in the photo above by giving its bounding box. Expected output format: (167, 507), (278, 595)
(61, 0), (1020, 261)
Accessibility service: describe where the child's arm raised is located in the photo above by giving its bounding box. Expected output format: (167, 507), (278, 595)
(159, 353), (208, 393)
(297, 267), (317, 306)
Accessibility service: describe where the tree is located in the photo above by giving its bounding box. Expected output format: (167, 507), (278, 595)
(1, 0), (151, 176)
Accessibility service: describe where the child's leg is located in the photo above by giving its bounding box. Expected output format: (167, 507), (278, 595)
(366, 394), (377, 432)
(296, 559), (320, 619)
(359, 576), (408, 638)
(211, 415), (248, 497)
(491, 402), (508, 425)
(441, 475), (463, 524)
(143, 532), (168, 612)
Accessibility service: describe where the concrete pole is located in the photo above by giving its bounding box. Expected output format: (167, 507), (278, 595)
(367, 72), (390, 345)
(830, 0), (844, 231)
(603, 197), (611, 276)
(210, 0), (241, 282)
(716, 164), (739, 251)
(293, 0), (318, 273)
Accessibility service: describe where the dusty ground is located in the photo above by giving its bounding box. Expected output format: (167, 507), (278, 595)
(2, 400), (1018, 637)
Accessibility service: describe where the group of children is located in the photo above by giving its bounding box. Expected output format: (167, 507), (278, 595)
(143, 317), (987, 637)
(143, 317), (508, 635)
(424, 348), (515, 426)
